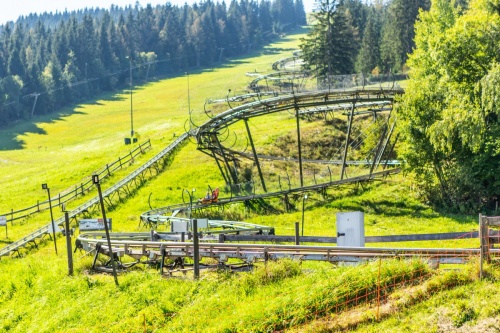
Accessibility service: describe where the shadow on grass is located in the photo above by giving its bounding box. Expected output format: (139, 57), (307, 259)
(0, 26), (309, 151)
(0, 90), (132, 151)
(0, 107), (88, 150)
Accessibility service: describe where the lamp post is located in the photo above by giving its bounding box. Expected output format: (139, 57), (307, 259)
(301, 194), (308, 236)
(186, 72), (191, 131)
(42, 183), (57, 254)
(127, 56), (134, 138)
(64, 211), (74, 276)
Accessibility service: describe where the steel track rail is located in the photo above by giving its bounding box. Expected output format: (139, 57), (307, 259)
(0, 134), (189, 258)
(140, 168), (400, 221)
(194, 88), (403, 138)
(137, 217), (275, 236)
(2, 90), (402, 259)
(77, 236), (485, 270)
(222, 147), (401, 165)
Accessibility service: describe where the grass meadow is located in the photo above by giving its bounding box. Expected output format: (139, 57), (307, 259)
(0, 28), (496, 332)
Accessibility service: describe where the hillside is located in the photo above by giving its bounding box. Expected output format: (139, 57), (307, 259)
(0, 29), (496, 333)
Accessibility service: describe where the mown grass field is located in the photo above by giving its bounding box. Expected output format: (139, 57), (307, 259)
(0, 28), (497, 332)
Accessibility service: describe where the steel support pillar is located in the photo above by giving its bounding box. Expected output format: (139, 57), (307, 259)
(295, 103), (304, 187)
(244, 119), (267, 192)
(213, 152), (229, 185)
(376, 122), (396, 169)
(370, 126), (387, 176)
(383, 133), (399, 170)
(214, 134), (238, 185)
(341, 102), (355, 180)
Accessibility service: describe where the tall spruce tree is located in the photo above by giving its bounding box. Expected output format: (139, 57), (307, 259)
(294, 0), (307, 25)
(355, 7), (380, 74)
(299, 0), (357, 77)
(380, 0), (430, 73)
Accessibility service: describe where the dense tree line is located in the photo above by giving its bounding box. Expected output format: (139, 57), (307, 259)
(0, 0), (306, 127)
(301, 0), (500, 212)
(300, 0), (432, 77)
(399, 0), (500, 212)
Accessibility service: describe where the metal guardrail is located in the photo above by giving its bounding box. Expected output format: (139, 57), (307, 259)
(222, 231), (481, 243)
(0, 134), (188, 258)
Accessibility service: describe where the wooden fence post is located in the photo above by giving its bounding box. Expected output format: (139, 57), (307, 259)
(479, 214), (492, 279)
(479, 214), (484, 279)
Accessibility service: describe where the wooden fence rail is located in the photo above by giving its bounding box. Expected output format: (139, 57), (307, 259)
(0, 140), (151, 224)
(479, 214), (500, 278)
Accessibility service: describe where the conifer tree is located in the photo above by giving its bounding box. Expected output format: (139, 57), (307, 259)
(355, 7), (380, 74)
(300, 0), (357, 77)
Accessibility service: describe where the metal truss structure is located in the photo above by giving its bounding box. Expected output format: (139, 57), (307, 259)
(193, 87), (403, 192)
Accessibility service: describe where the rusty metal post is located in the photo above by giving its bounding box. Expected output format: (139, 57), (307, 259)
(295, 102), (304, 187)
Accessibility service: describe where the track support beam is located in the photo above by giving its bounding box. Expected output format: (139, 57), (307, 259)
(341, 102), (355, 180)
(295, 101), (304, 187)
(244, 119), (267, 192)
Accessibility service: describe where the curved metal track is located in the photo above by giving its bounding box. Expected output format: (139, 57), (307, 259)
(194, 88), (402, 137)
(248, 70), (310, 91)
(194, 87), (402, 188)
(140, 168), (400, 223)
(271, 55), (303, 71)
(2, 87), (402, 261)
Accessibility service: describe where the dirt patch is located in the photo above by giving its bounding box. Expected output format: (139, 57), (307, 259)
(438, 317), (500, 333)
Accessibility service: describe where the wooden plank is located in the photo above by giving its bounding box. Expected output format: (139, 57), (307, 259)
(487, 216), (500, 226)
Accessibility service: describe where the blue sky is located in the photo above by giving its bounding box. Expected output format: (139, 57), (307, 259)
(1, 0), (316, 25)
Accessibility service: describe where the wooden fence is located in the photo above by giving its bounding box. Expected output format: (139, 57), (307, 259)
(0, 140), (151, 225)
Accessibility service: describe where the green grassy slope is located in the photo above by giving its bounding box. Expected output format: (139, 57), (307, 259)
(0, 28), (495, 333)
